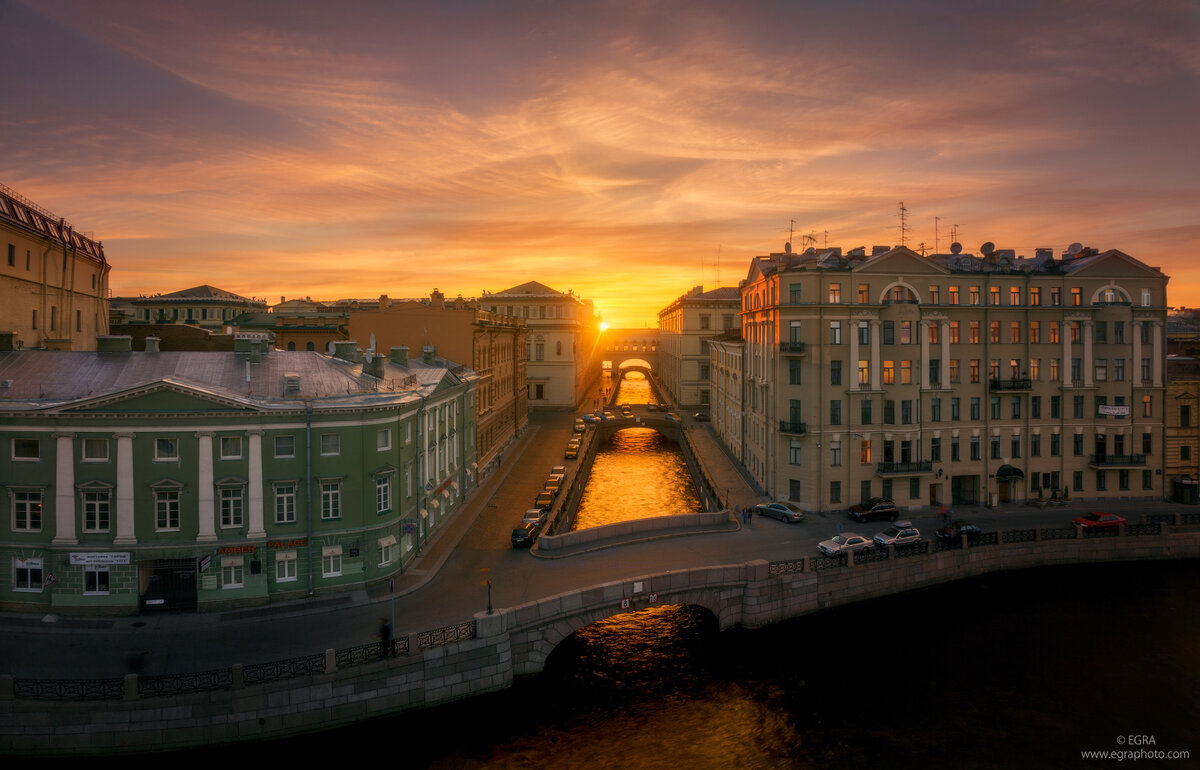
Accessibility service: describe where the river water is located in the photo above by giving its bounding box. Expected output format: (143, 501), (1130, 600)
(236, 558), (1198, 768)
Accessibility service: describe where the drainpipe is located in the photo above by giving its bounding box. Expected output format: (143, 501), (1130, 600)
(305, 400), (314, 596)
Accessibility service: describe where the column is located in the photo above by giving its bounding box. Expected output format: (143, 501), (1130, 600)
(1132, 321), (1143, 387)
(940, 321), (951, 389)
(52, 433), (77, 545)
(114, 433), (137, 545)
(1062, 322), (1073, 387)
(196, 432), (216, 542)
(1153, 321), (1163, 387)
(920, 321), (930, 387)
(1083, 321), (1094, 387)
(870, 320), (881, 391)
(849, 320), (860, 391)
(247, 430), (266, 539)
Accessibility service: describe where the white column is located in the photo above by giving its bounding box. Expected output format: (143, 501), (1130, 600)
(849, 321), (860, 391)
(940, 322), (951, 389)
(1083, 321), (1094, 387)
(52, 433), (77, 545)
(920, 321), (930, 387)
(114, 433), (137, 544)
(1153, 321), (1163, 387)
(196, 432), (216, 542)
(1132, 321), (1144, 387)
(870, 320), (881, 391)
(1062, 323), (1073, 387)
(247, 430), (266, 539)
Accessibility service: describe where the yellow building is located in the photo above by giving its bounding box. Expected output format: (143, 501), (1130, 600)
(0, 184), (111, 350)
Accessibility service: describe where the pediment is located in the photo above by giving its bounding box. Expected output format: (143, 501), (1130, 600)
(54, 379), (260, 414)
(856, 247), (949, 275)
(1066, 249), (1163, 278)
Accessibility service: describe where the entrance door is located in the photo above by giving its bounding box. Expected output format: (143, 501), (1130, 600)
(139, 558), (198, 611)
(951, 475), (979, 505)
(929, 483), (941, 507)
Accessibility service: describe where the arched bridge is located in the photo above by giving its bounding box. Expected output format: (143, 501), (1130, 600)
(603, 327), (659, 376)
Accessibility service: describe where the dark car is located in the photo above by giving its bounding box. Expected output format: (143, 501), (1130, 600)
(511, 522), (540, 548)
(754, 500), (805, 523)
(848, 497), (899, 523)
(935, 521), (983, 541)
(692, 412), (711, 422)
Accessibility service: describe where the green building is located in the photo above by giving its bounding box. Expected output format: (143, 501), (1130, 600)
(0, 333), (477, 614)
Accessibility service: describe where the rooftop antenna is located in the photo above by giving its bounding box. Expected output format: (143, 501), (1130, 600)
(917, 241), (928, 256)
(823, 230), (829, 249)
(934, 216), (941, 254)
(802, 230), (817, 249)
(950, 223), (961, 244)
(897, 202), (910, 246)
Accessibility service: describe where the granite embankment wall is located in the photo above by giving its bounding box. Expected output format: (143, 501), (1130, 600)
(4, 531), (1197, 755)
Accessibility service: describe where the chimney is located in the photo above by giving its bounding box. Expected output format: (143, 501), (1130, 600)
(97, 335), (133, 353)
(280, 295), (286, 304)
(333, 340), (361, 363)
(390, 346), (409, 366)
(363, 351), (385, 379)
(422, 344), (435, 365)
(379, 294), (389, 310)
(430, 289), (445, 309)
(0, 331), (15, 352)
(144, 337), (160, 353)
(872, 245), (890, 256)
(234, 335), (253, 353)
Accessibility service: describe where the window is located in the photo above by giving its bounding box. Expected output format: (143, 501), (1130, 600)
(376, 476), (392, 513)
(861, 480), (873, 502)
(321, 481), (341, 519)
(1142, 289), (1152, 306)
(990, 321), (1000, 343)
(970, 397), (981, 420)
(1030, 359), (1040, 381)
(1095, 322), (1107, 344)
(275, 484), (296, 523)
(275, 435), (295, 458)
(1074, 396), (1085, 419)
(1011, 435), (1021, 458)
(1031, 396), (1041, 419)
(949, 286), (959, 305)
(83, 437), (109, 461)
(858, 322), (870, 345)
(951, 437), (961, 461)
(1030, 321), (1040, 344)
(991, 436), (1001, 459)
(829, 283), (841, 303)
(830, 321), (842, 344)
(1096, 471), (1107, 491)
(789, 284), (802, 303)
(1071, 358), (1082, 382)
(1073, 470), (1083, 491)
(1143, 470), (1154, 490)
(928, 322), (940, 344)
(830, 399), (842, 425)
(830, 481), (841, 504)
(379, 536), (397, 567)
(951, 398), (961, 421)
(970, 437), (981, 461)
(858, 360), (870, 386)
(322, 546), (343, 578)
(221, 557), (244, 589)
(220, 436), (242, 459)
(860, 441), (871, 464)
(155, 488), (180, 530)
(909, 477), (920, 499)
(830, 442), (842, 466)
(1031, 434), (1041, 457)
(931, 398), (942, 422)
(220, 487), (244, 527)
(1071, 287), (1082, 306)
(1050, 322), (1060, 344)
(1049, 358), (1059, 381)
(1143, 395), (1152, 418)
(969, 286), (980, 305)
(276, 551), (298, 582)
(84, 566), (109, 595)
(700, 314), (711, 330)
(928, 359), (940, 385)
(1114, 359), (1125, 382)
(1095, 359), (1107, 382)
(1182, 446), (1192, 461)
(12, 438), (39, 461)
(950, 359), (960, 384)
(900, 361), (912, 385)
(1183, 405), (1192, 428)
(1073, 434), (1084, 456)
(1142, 358), (1152, 382)
(1010, 322), (1021, 344)
(155, 437), (179, 461)
(830, 360), (842, 385)
(860, 399), (872, 425)
(83, 490), (110, 532)
(14, 557), (42, 591)
(1119, 470), (1130, 491)
(990, 286), (1000, 306)
(789, 360), (803, 385)
(990, 397), (1001, 419)
(858, 284), (870, 304)
(1143, 432), (1153, 454)
(789, 441), (803, 465)
(320, 433), (340, 455)
(883, 360), (895, 385)
(1051, 433), (1061, 456)
(931, 437), (942, 462)
(884, 400), (895, 424)
(949, 321), (960, 343)
(1011, 397), (1021, 419)
(1114, 322), (1125, 344)
(901, 400), (913, 424)
(1030, 287), (1041, 306)
(928, 286), (940, 305)
(12, 490), (42, 531)
(1010, 287), (1021, 305)
(969, 321), (980, 344)
(970, 360), (980, 384)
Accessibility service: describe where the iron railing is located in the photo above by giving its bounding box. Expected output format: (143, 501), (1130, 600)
(778, 420), (808, 434)
(139, 669), (234, 697)
(769, 558), (806, 576)
(13, 677), (125, 700)
(778, 341), (807, 353)
(417, 620), (476, 649)
(244, 652), (328, 685)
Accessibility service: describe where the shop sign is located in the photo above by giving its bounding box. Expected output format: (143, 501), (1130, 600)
(69, 552), (131, 566)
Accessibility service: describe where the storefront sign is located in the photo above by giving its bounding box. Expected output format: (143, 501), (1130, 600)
(217, 545), (256, 554)
(69, 552), (131, 566)
(267, 539), (307, 548)
(1098, 404), (1130, 416)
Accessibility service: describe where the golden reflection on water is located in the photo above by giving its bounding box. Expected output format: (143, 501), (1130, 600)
(572, 427), (702, 530)
(614, 374), (652, 403)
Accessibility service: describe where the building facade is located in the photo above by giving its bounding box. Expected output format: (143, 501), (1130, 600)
(1165, 356), (1200, 503)
(735, 243), (1168, 512)
(111, 285), (268, 329)
(482, 281), (602, 410)
(657, 286), (740, 409)
(348, 290), (528, 474)
(709, 332), (745, 465)
(0, 184), (111, 351)
(0, 333), (476, 614)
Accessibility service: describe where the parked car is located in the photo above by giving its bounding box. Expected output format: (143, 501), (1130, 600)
(535, 491), (554, 510)
(603, 411), (616, 421)
(522, 508), (547, 526)
(511, 522), (540, 548)
(581, 413), (601, 424)
(818, 533), (873, 557)
(935, 521), (983, 541)
(873, 521), (922, 548)
(573, 420), (587, 433)
(551, 465), (566, 476)
(754, 500), (805, 523)
(544, 474), (565, 496)
(564, 445), (579, 459)
(665, 412), (681, 422)
(1073, 512), (1127, 529)
(848, 497), (900, 523)
(692, 412), (711, 422)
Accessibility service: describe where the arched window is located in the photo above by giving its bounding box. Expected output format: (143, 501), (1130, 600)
(287, 342), (296, 351)
(306, 341), (315, 351)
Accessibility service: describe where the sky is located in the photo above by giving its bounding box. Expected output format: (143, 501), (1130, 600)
(1, 0), (1197, 327)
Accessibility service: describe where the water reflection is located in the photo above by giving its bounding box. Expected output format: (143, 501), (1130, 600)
(572, 427), (703, 530)
(615, 372), (652, 404)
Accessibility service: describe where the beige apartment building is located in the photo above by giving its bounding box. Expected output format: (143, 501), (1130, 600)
(0, 184), (111, 350)
(349, 290), (528, 471)
(111, 285), (267, 329)
(481, 281), (602, 410)
(732, 242), (1169, 512)
(657, 286), (741, 409)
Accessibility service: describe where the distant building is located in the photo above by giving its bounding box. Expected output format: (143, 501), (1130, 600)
(0, 332), (476, 614)
(0, 183), (111, 350)
(708, 330), (746, 465)
(232, 296), (349, 354)
(348, 290), (528, 473)
(1166, 356), (1200, 503)
(734, 242), (1168, 511)
(657, 286), (741, 409)
(111, 285), (267, 329)
(482, 281), (602, 410)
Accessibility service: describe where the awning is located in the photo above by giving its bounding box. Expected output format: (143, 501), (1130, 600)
(996, 464), (1025, 479)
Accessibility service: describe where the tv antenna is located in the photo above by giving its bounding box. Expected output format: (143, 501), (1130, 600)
(934, 216), (941, 254)
(897, 202), (911, 246)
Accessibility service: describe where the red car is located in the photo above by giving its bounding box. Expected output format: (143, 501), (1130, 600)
(1072, 512), (1127, 529)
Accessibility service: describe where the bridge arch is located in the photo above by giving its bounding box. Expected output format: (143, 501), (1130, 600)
(615, 358), (653, 379)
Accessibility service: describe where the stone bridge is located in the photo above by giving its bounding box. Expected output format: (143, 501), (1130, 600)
(602, 327), (659, 378)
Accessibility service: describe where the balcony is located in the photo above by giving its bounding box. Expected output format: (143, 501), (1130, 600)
(989, 378), (1032, 392)
(875, 460), (933, 475)
(778, 420), (808, 435)
(778, 341), (807, 354)
(1088, 454), (1147, 467)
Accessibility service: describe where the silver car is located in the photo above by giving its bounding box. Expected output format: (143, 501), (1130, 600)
(872, 521), (921, 548)
(818, 533), (873, 557)
(754, 501), (805, 523)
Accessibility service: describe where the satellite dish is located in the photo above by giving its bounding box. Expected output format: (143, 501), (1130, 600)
(980, 242), (995, 256)
(950, 242), (962, 255)
(369, 333), (376, 351)
(1067, 242), (1084, 256)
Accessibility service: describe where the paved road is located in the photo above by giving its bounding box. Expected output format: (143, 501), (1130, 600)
(2, 382), (1192, 679)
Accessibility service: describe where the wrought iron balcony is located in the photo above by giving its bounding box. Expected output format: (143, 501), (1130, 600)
(875, 460), (933, 475)
(778, 420), (808, 435)
(778, 341), (807, 354)
(989, 378), (1032, 391)
(1088, 454), (1147, 467)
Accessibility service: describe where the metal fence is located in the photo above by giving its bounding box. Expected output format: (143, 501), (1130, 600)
(768, 558), (805, 576)
(244, 652), (328, 685)
(13, 677), (125, 701)
(139, 669), (234, 698)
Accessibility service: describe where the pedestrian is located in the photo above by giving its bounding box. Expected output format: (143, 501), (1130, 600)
(747, 507), (753, 524)
(379, 619), (393, 658)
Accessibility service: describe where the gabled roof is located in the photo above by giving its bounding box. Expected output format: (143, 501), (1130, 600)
(492, 281), (563, 296)
(1062, 249), (1164, 277)
(160, 285), (254, 300)
(855, 246), (950, 275)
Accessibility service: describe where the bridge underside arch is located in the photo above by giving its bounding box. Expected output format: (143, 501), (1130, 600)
(614, 358), (653, 379)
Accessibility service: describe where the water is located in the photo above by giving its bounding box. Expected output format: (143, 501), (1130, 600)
(252, 558), (1198, 769)
(571, 427), (703, 530)
(614, 373), (653, 404)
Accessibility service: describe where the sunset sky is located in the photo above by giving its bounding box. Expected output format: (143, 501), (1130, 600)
(2, 0), (1197, 327)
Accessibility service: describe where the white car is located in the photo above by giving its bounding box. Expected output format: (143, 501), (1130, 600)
(818, 533), (873, 557)
(872, 521), (921, 548)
